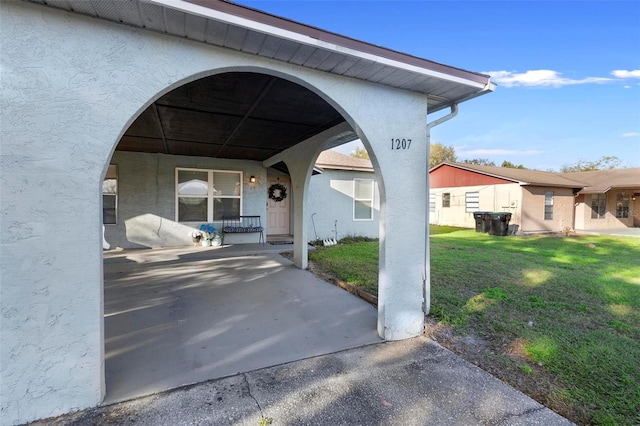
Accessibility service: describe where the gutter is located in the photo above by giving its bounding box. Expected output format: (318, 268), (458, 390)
(423, 104), (459, 317)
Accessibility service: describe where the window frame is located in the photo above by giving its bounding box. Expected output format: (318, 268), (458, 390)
(102, 165), (117, 225)
(429, 192), (436, 213)
(591, 193), (606, 219)
(465, 192), (480, 212)
(353, 178), (374, 221)
(544, 191), (554, 220)
(442, 193), (451, 208)
(615, 193), (630, 218)
(175, 168), (243, 223)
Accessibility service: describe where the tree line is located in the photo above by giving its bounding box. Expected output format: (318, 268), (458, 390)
(427, 143), (623, 172)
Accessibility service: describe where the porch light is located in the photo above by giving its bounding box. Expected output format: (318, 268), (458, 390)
(249, 176), (256, 183)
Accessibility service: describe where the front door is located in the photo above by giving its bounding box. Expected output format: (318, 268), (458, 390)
(267, 175), (291, 235)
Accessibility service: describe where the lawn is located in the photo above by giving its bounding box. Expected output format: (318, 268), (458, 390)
(307, 228), (640, 426)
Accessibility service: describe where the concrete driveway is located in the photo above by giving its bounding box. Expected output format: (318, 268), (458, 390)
(103, 245), (381, 404)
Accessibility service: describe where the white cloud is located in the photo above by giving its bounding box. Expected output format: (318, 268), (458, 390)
(612, 69), (640, 79)
(485, 70), (612, 88)
(457, 148), (542, 156)
(622, 132), (640, 138)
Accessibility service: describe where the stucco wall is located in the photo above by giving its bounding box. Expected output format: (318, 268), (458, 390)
(307, 169), (380, 241)
(520, 186), (575, 232)
(575, 191), (637, 230)
(1, 2), (430, 424)
(104, 152), (266, 249)
(429, 183), (521, 230)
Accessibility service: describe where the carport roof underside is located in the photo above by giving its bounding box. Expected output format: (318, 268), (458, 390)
(28, 0), (495, 161)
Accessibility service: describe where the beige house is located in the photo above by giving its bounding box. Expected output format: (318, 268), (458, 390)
(567, 168), (640, 230)
(429, 163), (640, 233)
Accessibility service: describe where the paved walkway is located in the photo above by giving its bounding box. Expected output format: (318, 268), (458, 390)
(576, 227), (640, 237)
(103, 246), (380, 404)
(33, 337), (573, 425)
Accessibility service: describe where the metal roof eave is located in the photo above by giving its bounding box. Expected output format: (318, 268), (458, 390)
(27, 0), (495, 111)
(177, 0), (492, 89)
(428, 83), (497, 113)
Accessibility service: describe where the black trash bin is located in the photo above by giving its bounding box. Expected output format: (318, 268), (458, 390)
(473, 211), (491, 232)
(488, 212), (512, 236)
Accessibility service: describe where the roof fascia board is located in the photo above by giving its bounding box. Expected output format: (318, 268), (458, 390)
(429, 86), (497, 113)
(154, 0), (491, 90)
(437, 162), (585, 189)
(580, 185), (640, 194)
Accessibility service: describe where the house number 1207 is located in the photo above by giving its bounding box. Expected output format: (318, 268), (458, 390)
(391, 138), (412, 150)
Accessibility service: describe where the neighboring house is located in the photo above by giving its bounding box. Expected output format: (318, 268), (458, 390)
(103, 149), (378, 249)
(308, 150), (379, 241)
(429, 162), (640, 233)
(429, 162), (585, 233)
(566, 168), (640, 230)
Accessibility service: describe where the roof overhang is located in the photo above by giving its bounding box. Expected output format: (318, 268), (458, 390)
(578, 185), (640, 195)
(27, 0), (495, 113)
(431, 162), (586, 189)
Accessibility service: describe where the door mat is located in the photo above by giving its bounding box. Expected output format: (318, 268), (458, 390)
(268, 241), (293, 245)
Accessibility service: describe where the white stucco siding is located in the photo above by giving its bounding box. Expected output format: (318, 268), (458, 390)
(104, 152), (267, 249)
(349, 91), (428, 341)
(307, 169), (380, 241)
(2, 2), (431, 423)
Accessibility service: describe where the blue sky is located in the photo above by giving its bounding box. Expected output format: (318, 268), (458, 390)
(237, 1), (640, 171)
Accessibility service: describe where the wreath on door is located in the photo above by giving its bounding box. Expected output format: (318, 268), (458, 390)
(268, 183), (287, 202)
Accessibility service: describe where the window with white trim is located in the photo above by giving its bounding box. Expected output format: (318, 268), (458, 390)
(103, 165), (117, 225)
(442, 193), (451, 208)
(544, 191), (554, 220)
(465, 192), (480, 212)
(353, 179), (374, 221)
(429, 192), (436, 213)
(176, 168), (242, 222)
(591, 194), (606, 219)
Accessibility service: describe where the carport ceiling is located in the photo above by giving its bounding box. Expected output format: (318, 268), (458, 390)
(30, 0), (495, 161)
(117, 72), (346, 161)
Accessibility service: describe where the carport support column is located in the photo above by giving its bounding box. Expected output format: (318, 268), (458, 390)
(363, 102), (429, 341)
(263, 123), (355, 270)
(289, 164), (312, 269)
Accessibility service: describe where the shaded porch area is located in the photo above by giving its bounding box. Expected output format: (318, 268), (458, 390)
(103, 245), (380, 404)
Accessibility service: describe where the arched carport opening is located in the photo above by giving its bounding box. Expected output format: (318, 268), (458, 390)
(2, 2), (495, 422)
(102, 70), (382, 402)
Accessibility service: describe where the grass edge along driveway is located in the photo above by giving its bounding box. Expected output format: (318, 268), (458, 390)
(307, 229), (640, 426)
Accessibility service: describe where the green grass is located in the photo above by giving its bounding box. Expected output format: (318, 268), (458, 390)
(307, 226), (640, 426)
(308, 240), (379, 295)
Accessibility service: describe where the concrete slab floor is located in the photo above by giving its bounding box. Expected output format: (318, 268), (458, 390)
(103, 250), (381, 404)
(33, 337), (574, 425)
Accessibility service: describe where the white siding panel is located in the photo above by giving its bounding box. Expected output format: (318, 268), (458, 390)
(139, 2), (166, 32)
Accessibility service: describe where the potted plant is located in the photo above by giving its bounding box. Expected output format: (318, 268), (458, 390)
(189, 229), (202, 246)
(199, 224), (219, 247)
